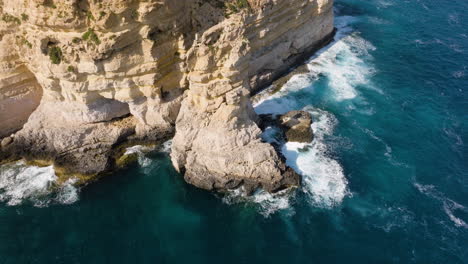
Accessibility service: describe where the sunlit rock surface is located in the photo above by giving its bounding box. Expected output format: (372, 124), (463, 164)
(0, 0), (334, 192)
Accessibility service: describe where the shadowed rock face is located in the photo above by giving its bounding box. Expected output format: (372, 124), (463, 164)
(0, 0), (334, 193)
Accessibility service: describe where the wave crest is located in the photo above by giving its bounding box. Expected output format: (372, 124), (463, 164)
(0, 161), (79, 207)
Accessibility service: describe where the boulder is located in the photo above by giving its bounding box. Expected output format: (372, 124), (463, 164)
(280, 111), (313, 143)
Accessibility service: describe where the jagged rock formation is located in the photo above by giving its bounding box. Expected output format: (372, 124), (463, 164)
(0, 0), (334, 192)
(280, 111), (314, 143)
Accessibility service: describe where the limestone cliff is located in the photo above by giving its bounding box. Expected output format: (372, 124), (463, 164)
(0, 0), (334, 192)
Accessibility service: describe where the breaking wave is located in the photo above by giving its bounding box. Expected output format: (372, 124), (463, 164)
(244, 16), (374, 214)
(228, 108), (349, 216)
(124, 145), (156, 168)
(0, 161), (79, 207)
(281, 108), (349, 207)
(255, 16), (377, 115)
(222, 188), (295, 217)
(305, 32), (376, 101)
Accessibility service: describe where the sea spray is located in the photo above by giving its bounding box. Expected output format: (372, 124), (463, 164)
(0, 161), (79, 207)
(247, 15), (374, 213)
(0, 142), (174, 207)
(255, 15), (377, 115)
(282, 108), (349, 207)
(124, 145), (156, 168)
(223, 108), (348, 214)
(123, 141), (172, 174)
(222, 188), (295, 217)
(219, 15), (373, 215)
(305, 32), (377, 101)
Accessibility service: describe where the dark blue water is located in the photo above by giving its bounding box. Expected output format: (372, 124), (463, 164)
(1, 0), (467, 263)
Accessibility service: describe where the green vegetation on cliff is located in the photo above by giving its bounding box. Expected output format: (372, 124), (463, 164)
(48, 46), (62, 64)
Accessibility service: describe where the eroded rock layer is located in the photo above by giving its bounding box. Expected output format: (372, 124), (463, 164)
(0, 0), (334, 192)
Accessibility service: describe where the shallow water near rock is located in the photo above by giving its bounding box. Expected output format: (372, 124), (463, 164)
(1, 0), (468, 263)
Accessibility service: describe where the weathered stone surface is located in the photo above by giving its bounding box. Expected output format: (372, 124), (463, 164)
(0, 0), (334, 192)
(0, 31), (42, 138)
(1, 137), (13, 148)
(280, 111), (314, 143)
(171, 0), (333, 192)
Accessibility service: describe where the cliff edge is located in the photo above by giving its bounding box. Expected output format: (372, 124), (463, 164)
(0, 0), (334, 193)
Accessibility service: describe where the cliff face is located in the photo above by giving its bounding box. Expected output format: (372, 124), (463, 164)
(0, 0), (334, 192)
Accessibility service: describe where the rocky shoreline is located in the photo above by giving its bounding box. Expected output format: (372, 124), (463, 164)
(0, 0), (334, 194)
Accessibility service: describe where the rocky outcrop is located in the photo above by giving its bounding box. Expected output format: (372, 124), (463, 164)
(280, 111), (313, 143)
(258, 110), (314, 148)
(0, 0), (334, 193)
(171, 0), (332, 192)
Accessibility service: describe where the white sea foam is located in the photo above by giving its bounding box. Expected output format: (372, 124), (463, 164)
(56, 178), (79, 205)
(452, 70), (465, 78)
(414, 183), (468, 229)
(252, 190), (291, 214)
(0, 161), (79, 207)
(227, 108), (349, 214)
(255, 15), (377, 116)
(367, 16), (391, 25)
(222, 188), (294, 217)
(160, 140), (173, 153)
(381, 206), (416, 233)
(261, 126), (282, 144)
(443, 201), (468, 229)
(282, 108), (349, 207)
(124, 145), (156, 168)
(255, 74), (314, 115)
(305, 33), (376, 101)
(245, 16), (375, 214)
(309, 15), (379, 98)
(124, 145), (155, 155)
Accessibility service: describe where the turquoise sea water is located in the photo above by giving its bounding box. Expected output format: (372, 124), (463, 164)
(1, 0), (467, 263)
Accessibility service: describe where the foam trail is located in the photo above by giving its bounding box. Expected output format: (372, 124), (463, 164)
(306, 16), (377, 100)
(0, 161), (79, 207)
(261, 126), (282, 144)
(225, 15), (377, 214)
(222, 188), (294, 217)
(414, 183), (468, 229)
(224, 108), (348, 213)
(255, 73), (314, 115)
(228, 16), (373, 214)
